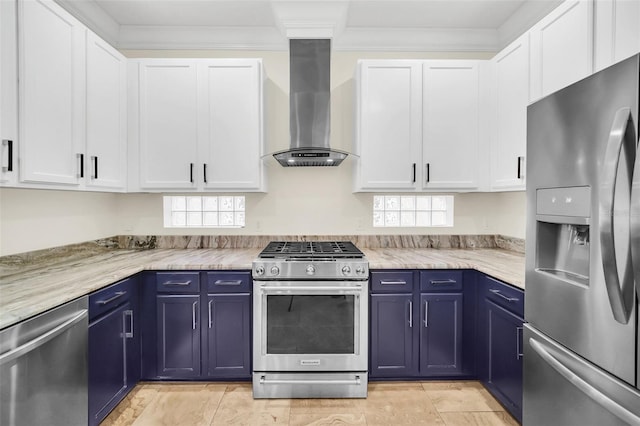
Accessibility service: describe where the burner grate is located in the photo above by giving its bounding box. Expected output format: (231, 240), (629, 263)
(259, 241), (364, 259)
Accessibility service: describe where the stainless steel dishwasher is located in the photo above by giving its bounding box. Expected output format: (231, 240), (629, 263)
(0, 297), (88, 426)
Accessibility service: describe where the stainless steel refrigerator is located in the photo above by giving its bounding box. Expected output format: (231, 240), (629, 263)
(524, 54), (640, 425)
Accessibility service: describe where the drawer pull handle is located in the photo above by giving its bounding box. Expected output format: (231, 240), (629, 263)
(380, 280), (407, 286)
(430, 279), (457, 286)
(162, 280), (192, 286)
(214, 279), (243, 286)
(489, 289), (519, 302)
(96, 291), (126, 305)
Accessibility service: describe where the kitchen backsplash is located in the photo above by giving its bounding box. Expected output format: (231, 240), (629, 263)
(118, 234), (524, 252)
(0, 234), (524, 273)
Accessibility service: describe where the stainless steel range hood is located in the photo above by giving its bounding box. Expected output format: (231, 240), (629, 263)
(273, 39), (348, 167)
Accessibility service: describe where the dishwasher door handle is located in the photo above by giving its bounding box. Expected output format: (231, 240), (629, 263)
(0, 310), (88, 365)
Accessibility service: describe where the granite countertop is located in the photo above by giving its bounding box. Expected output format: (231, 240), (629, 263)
(0, 246), (524, 330)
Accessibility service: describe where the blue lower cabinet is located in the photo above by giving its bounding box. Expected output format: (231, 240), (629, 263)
(89, 277), (139, 426)
(206, 294), (252, 378)
(486, 299), (524, 422)
(370, 294), (416, 377)
(419, 293), (463, 376)
(156, 295), (201, 378)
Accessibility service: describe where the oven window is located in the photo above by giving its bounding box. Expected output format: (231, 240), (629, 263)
(266, 295), (355, 354)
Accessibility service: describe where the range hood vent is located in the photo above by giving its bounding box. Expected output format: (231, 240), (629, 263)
(273, 39), (348, 167)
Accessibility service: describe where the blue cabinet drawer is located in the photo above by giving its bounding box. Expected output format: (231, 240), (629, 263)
(89, 278), (133, 321)
(205, 271), (251, 293)
(484, 275), (524, 318)
(420, 270), (463, 292)
(371, 271), (414, 293)
(156, 272), (200, 293)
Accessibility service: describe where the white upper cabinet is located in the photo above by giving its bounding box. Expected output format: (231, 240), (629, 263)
(354, 60), (423, 191)
(422, 61), (480, 190)
(85, 32), (127, 190)
(490, 33), (530, 191)
(132, 58), (266, 192)
(0, 0), (17, 185)
(137, 60), (199, 190)
(530, 0), (594, 101)
(354, 59), (483, 192)
(200, 60), (265, 191)
(18, 0), (85, 185)
(594, 0), (640, 72)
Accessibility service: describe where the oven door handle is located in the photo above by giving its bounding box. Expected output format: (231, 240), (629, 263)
(258, 285), (363, 293)
(259, 375), (362, 386)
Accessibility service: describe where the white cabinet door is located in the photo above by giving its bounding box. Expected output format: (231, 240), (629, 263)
(354, 60), (422, 191)
(530, 1), (594, 101)
(491, 34), (529, 191)
(422, 61), (480, 190)
(0, 0), (17, 185)
(138, 60), (198, 189)
(594, 0), (640, 71)
(200, 59), (264, 191)
(86, 32), (127, 190)
(18, 0), (85, 185)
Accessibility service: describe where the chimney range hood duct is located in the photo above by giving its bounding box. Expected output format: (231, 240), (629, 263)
(273, 39), (348, 167)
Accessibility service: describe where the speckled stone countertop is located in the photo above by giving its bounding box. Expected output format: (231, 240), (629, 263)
(0, 246), (524, 330)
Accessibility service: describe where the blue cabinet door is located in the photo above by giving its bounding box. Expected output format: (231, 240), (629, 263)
(156, 295), (201, 378)
(205, 294), (251, 378)
(370, 294), (416, 377)
(419, 293), (463, 376)
(88, 302), (129, 426)
(486, 299), (524, 422)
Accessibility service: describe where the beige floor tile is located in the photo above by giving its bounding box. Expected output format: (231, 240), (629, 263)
(423, 383), (504, 413)
(439, 411), (519, 426)
(130, 383), (226, 426)
(211, 383), (291, 425)
(365, 410), (446, 425)
(290, 398), (366, 414)
(289, 413), (367, 426)
(101, 385), (161, 426)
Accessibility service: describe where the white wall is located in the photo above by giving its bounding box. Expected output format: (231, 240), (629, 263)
(0, 188), (120, 255)
(0, 49), (528, 256)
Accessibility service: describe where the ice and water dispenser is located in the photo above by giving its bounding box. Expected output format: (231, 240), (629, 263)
(535, 186), (591, 286)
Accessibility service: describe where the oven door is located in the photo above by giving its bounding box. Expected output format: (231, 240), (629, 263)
(253, 280), (368, 372)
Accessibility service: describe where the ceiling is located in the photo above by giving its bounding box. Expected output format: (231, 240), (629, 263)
(58, 0), (563, 52)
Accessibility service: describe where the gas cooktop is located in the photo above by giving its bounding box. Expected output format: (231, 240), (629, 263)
(253, 241), (368, 280)
(257, 241), (365, 260)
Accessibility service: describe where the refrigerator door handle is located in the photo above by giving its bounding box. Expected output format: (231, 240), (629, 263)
(631, 143), (640, 293)
(599, 107), (636, 324)
(529, 336), (640, 425)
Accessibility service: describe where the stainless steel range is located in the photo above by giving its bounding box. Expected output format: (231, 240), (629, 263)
(252, 241), (369, 398)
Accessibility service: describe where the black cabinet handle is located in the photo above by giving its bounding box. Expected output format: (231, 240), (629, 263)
(430, 279), (456, 286)
(190, 163), (194, 183)
(412, 163), (416, 183)
(426, 163), (430, 183)
(203, 163), (207, 184)
(2, 140), (13, 172)
(77, 153), (84, 178)
(517, 156), (524, 179)
(91, 156), (98, 179)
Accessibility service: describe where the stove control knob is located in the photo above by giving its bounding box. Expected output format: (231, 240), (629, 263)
(270, 266), (280, 276)
(342, 266), (352, 275)
(306, 265), (316, 276)
(356, 266), (365, 275)
(255, 266), (265, 276)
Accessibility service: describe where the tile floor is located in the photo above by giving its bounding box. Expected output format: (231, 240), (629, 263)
(102, 381), (519, 426)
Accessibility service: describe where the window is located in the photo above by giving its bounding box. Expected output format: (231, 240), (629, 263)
(373, 195), (454, 227)
(163, 196), (245, 228)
